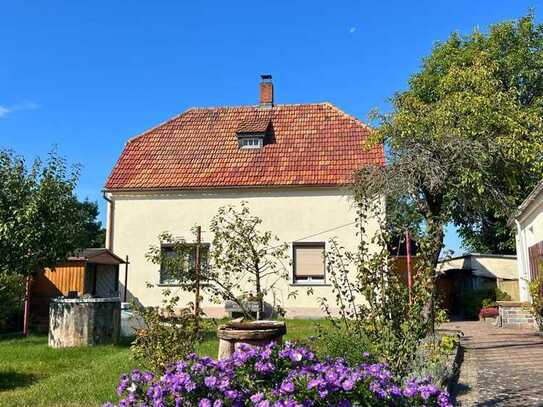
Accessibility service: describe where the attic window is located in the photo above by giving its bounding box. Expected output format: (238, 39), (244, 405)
(239, 136), (263, 149)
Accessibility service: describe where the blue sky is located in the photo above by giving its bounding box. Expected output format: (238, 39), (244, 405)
(1, 1), (541, 254)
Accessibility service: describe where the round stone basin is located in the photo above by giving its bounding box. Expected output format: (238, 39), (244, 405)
(217, 320), (286, 360)
(48, 297), (121, 348)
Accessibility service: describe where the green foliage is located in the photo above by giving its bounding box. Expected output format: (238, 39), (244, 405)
(312, 325), (376, 367)
(0, 149), (99, 278)
(355, 13), (543, 260)
(130, 290), (202, 372)
(146, 231), (203, 291)
(74, 199), (106, 248)
(528, 276), (543, 331)
(0, 271), (25, 332)
(316, 199), (439, 377)
(208, 202), (290, 320)
(409, 335), (459, 385)
(146, 203), (290, 321)
(462, 288), (510, 319)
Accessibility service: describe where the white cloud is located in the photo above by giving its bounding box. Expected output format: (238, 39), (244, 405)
(0, 101), (40, 119)
(349, 27), (357, 34)
(0, 106), (10, 118)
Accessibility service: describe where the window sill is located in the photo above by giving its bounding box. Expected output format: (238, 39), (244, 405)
(289, 283), (331, 287)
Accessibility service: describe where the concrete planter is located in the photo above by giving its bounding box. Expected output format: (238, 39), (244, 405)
(217, 320), (286, 360)
(48, 297), (120, 348)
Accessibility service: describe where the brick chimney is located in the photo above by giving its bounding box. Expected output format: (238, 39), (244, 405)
(259, 74), (273, 107)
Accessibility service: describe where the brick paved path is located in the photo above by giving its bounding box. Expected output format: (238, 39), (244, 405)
(443, 321), (543, 406)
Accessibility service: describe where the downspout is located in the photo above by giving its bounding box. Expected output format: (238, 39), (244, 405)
(102, 190), (115, 251)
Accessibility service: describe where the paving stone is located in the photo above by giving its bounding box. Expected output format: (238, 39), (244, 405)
(443, 321), (543, 407)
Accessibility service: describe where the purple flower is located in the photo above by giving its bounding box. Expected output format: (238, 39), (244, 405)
(280, 381), (295, 394)
(342, 379), (354, 391)
(250, 393), (265, 403)
(204, 376), (217, 388)
(105, 341), (449, 407)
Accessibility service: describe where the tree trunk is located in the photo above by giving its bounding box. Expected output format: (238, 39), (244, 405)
(255, 267), (263, 321)
(425, 213), (445, 335)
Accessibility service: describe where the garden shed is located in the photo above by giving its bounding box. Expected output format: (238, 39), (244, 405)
(29, 248), (126, 329)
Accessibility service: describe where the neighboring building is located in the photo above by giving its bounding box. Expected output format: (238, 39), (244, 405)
(103, 75), (384, 318)
(513, 179), (543, 302)
(436, 253), (519, 315)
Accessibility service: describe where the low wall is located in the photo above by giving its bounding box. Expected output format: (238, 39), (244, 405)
(497, 301), (535, 329)
(49, 297), (121, 348)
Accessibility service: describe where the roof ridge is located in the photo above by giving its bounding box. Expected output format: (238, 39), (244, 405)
(185, 102), (331, 111)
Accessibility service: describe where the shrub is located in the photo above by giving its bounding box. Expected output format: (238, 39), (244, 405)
(462, 288), (510, 319)
(528, 276), (543, 331)
(0, 271), (25, 332)
(313, 325), (376, 367)
(408, 335), (459, 385)
(130, 289), (202, 372)
(105, 342), (452, 407)
(315, 234), (435, 377)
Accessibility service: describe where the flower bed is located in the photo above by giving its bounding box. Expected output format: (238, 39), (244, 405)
(105, 342), (452, 406)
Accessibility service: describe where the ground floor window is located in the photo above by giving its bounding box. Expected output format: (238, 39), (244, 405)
(292, 242), (326, 284)
(160, 243), (209, 285)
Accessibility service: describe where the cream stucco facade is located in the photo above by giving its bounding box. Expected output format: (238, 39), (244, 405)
(514, 180), (543, 302)
(106, 187), (381, 318)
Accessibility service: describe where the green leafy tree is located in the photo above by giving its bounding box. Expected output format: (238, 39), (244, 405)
(146, 204), (290, 321)
(355, 13), (543, 263)
(73, 199), (106, 248)
(209, 202), (290, 320)
(0, 149), (88, 277)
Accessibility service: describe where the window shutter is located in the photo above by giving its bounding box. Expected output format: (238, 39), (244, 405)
(295, 245), (325, 277)
(528, 241), (543, 280)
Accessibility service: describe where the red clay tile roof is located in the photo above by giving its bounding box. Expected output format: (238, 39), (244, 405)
(105, 102), (384, 190)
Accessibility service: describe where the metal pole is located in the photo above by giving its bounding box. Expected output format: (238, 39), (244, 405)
(406, 230), (413, 305)
(195, 226), (201, 331)
(23, 276), (31, 337)
(124, 255), (129, 302)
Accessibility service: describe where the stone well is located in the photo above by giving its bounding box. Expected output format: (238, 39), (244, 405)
(48, 297), (121, 348)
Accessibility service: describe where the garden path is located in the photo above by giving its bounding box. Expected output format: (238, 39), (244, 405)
(444, 321), (543, 406)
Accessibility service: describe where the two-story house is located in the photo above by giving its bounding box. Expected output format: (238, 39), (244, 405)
(104, 75), (384, 317)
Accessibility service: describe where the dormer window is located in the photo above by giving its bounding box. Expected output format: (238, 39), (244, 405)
(239, 136), (264, 149)
(236, 113), (272, 150)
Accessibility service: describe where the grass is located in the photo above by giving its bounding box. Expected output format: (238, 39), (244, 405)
(0, 320), (321, 407)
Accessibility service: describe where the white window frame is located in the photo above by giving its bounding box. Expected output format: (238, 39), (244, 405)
(239, 137), (263, 149)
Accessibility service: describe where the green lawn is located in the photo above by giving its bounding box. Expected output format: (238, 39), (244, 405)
(0, 320), (321, 407)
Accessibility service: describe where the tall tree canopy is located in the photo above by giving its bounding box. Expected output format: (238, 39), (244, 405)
(0, 149), (104, 277)
(355, 13), (543, 262)
(75, 200), (106, 249)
